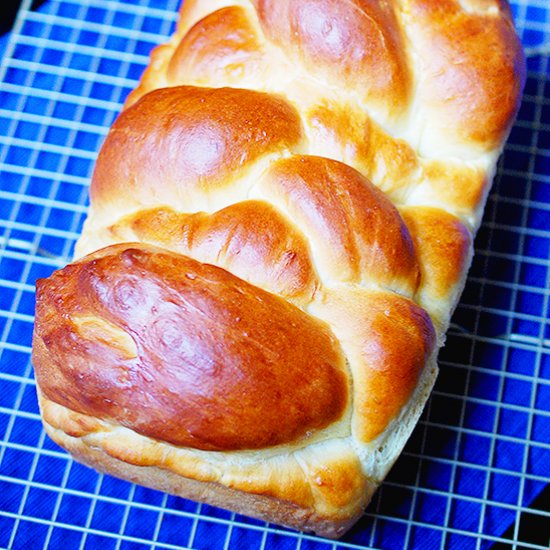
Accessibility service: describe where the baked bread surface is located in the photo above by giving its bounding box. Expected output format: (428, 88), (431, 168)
(32, 0), (525, 538)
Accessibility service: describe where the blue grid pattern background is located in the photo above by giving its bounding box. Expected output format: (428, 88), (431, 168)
(0, 1), (548, 549)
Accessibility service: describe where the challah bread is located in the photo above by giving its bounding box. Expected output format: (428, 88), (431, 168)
(32, 0), (525, 538)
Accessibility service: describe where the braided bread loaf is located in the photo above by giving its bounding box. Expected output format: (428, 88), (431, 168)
(32, 0), (525, 538)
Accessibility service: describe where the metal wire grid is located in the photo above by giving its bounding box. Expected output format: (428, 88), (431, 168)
(0, 0), (548, 549)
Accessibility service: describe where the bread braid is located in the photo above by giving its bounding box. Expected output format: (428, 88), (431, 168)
(32, 0), (525, 538)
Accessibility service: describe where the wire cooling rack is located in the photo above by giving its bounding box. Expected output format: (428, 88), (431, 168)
(0, 1), (548, 549)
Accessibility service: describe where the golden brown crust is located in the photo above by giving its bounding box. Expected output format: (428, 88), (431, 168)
(42, 416), (372, 538)
(109, 202), (319, 303)
(403, 0), (525, 152)
(168, 6), (266, 87)
(255, 0), (411, 117)
(92, 86), (304, 219)
(306, 103), (420, 200)
(31, 0), (524, 539)
(262, 155), (420, 294)
(402, 206), (473, 326)
(40, 394), (372, 538)
(311, 289), (436, 442)
(34, 244), (348, 451)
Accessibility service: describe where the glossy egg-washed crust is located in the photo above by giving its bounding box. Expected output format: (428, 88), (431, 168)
(32, 0), (524, 539)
